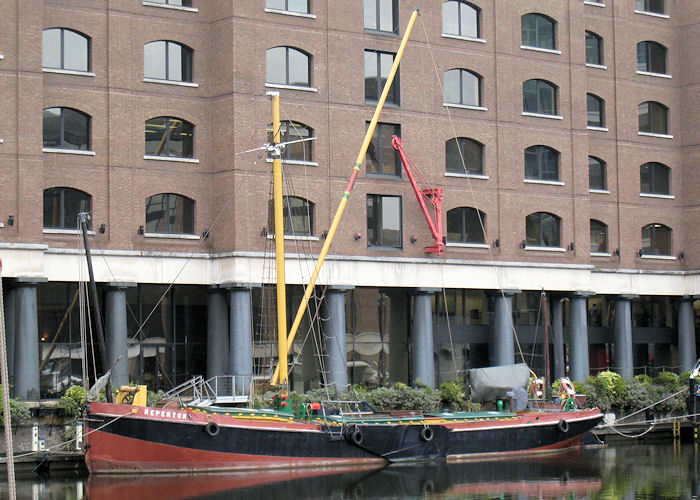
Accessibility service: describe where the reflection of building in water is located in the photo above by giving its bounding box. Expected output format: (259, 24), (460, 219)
(2, 1), (699, 401)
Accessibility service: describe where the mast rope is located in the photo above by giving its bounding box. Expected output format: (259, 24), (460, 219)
(417, 15), (528, 368)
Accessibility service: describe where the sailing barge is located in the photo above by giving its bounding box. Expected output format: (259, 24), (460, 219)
(84, 9), (602, 473)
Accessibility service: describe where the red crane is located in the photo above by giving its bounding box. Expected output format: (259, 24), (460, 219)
(391, 135), (445, 255)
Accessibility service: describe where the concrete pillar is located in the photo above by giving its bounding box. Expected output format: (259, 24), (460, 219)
(493, 290), (518, 366)
(552, 296), (565, 381)
(412, 288), (439, 388)
(323, 286), (353, 392)
(4, 286), (16, 393)
(14, 278), (46, 401)
(387, 290), (409, 384)
(206, 287), (229, 379)
(613, 295), (635, 380)
(226, 284), (255, 394)
(678, 296), (696, 373)
(105, 282), (135, 388)
(569, 293), (592, 382)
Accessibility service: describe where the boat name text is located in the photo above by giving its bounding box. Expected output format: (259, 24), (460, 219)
(143, 408), (188, 420)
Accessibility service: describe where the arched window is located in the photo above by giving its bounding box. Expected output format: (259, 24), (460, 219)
(640, 162), (670, 195)
(526, 212), (561, 247)
(447, 207), (485, 243)
(266, 46), (311, 87)
(638, 101), (668, 135)
(587, 93), (605, 128)
(585, 31), (603, 66)
(269, 196), (314, 236)
(444, 69), (482, 107)
(43, 107), (90, 151)
(521, 13), (556, 50)
(445, 137), (483, 175)
(637, 41), (667, 74)
(145, 193), (195, 235)
(523, 79), (557, 115)
(144, 41), (193, 82)
(590, 219), (608, 253)
(43, 187), (91, 230)
(588, 156), (607, 191)
(524, 145), (559, 181)
(43, 28), (90, 72)
(641, 223), (671, 256)
(443, 1), (480, 39)
(267, 121), (313, 162)
(267, 0), (309, 14)
(636, 0), (665, 15)
(145, 117), (194, 158)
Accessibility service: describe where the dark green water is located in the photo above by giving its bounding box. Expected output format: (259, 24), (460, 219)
(4, 442), (700, 499)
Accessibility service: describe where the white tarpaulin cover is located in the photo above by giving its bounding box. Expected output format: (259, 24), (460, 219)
(468, 363), (530, 402)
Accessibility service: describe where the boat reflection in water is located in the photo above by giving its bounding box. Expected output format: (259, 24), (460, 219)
(85, 449), (601, 499)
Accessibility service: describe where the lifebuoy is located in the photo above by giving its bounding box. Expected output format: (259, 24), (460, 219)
(420, 426), (434, 442)
(204, 422), (220, 437)
(558, 419), (569, 433)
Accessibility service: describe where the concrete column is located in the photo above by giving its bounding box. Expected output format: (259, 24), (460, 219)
(226, 284), (255, 394)
(105, 282), (135, 388)
(323, 286), (353, 392)
(678, 296), (696, 373)
(551, 296), (565, 381)
(613, 295), (635, 380)
(207, 287), (229, 379)
(14, 278), (46, 401)
(4, 286), (17, 393)
(387, 290), (409, 384)
(412, 288), (439, 388)
(569, 293), (592, 382)
(493, 290), (518, 366)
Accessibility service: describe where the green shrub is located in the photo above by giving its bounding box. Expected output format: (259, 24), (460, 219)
(621, 379), (652, 413)
(634, 374), (653, 386)
(654, 371), (680, 390)
(364, 383), (440, 412)
(439, 381), (467, 411)
(0, 385), (31, 425)
(57, 385), (87, 419)
(586, 371), (627, 412)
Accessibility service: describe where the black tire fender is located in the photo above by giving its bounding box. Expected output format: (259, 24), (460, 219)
(558, 419), (569, 433)
(420, 426), (434, 442)
(205, 421), (220, 437)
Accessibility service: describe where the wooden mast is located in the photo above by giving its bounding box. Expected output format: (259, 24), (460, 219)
(269, 92), (289, 389)
(271, 8), (420, 386)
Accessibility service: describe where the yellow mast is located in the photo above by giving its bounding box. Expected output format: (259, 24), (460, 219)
(269, 92), (289, 389)
(271, 8), (420, 386)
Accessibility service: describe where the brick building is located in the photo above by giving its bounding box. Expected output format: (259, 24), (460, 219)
(0, 0), (698, 400)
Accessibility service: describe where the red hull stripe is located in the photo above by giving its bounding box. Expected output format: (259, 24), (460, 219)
(86, 429), (384, 473)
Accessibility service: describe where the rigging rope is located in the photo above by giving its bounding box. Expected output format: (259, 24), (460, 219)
(418, 15), (529, 368)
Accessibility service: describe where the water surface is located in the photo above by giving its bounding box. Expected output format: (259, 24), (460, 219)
(4, 442), (698, 499)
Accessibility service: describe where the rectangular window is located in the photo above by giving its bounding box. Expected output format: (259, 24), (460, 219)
(364, 50), (398, 105)
(367, 194), (402, 248)
(364, 0), (398, 34)
(366, 122), (400, 176)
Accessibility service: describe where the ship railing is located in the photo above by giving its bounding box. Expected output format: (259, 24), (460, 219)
(162, 375), (250, 407)
(320, 400), (374, 420)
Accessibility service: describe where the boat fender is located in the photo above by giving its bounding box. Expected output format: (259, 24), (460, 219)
(420, 426), (434, 442)
(557, 419), (569, 433)
(344, 424), (363, 445)
(204, 422), (220, 437)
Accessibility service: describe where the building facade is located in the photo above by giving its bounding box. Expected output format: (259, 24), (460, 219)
(0, 0), (698, 400)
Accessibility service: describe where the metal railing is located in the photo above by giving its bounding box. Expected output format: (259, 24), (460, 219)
(162, 375), (250, 407)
